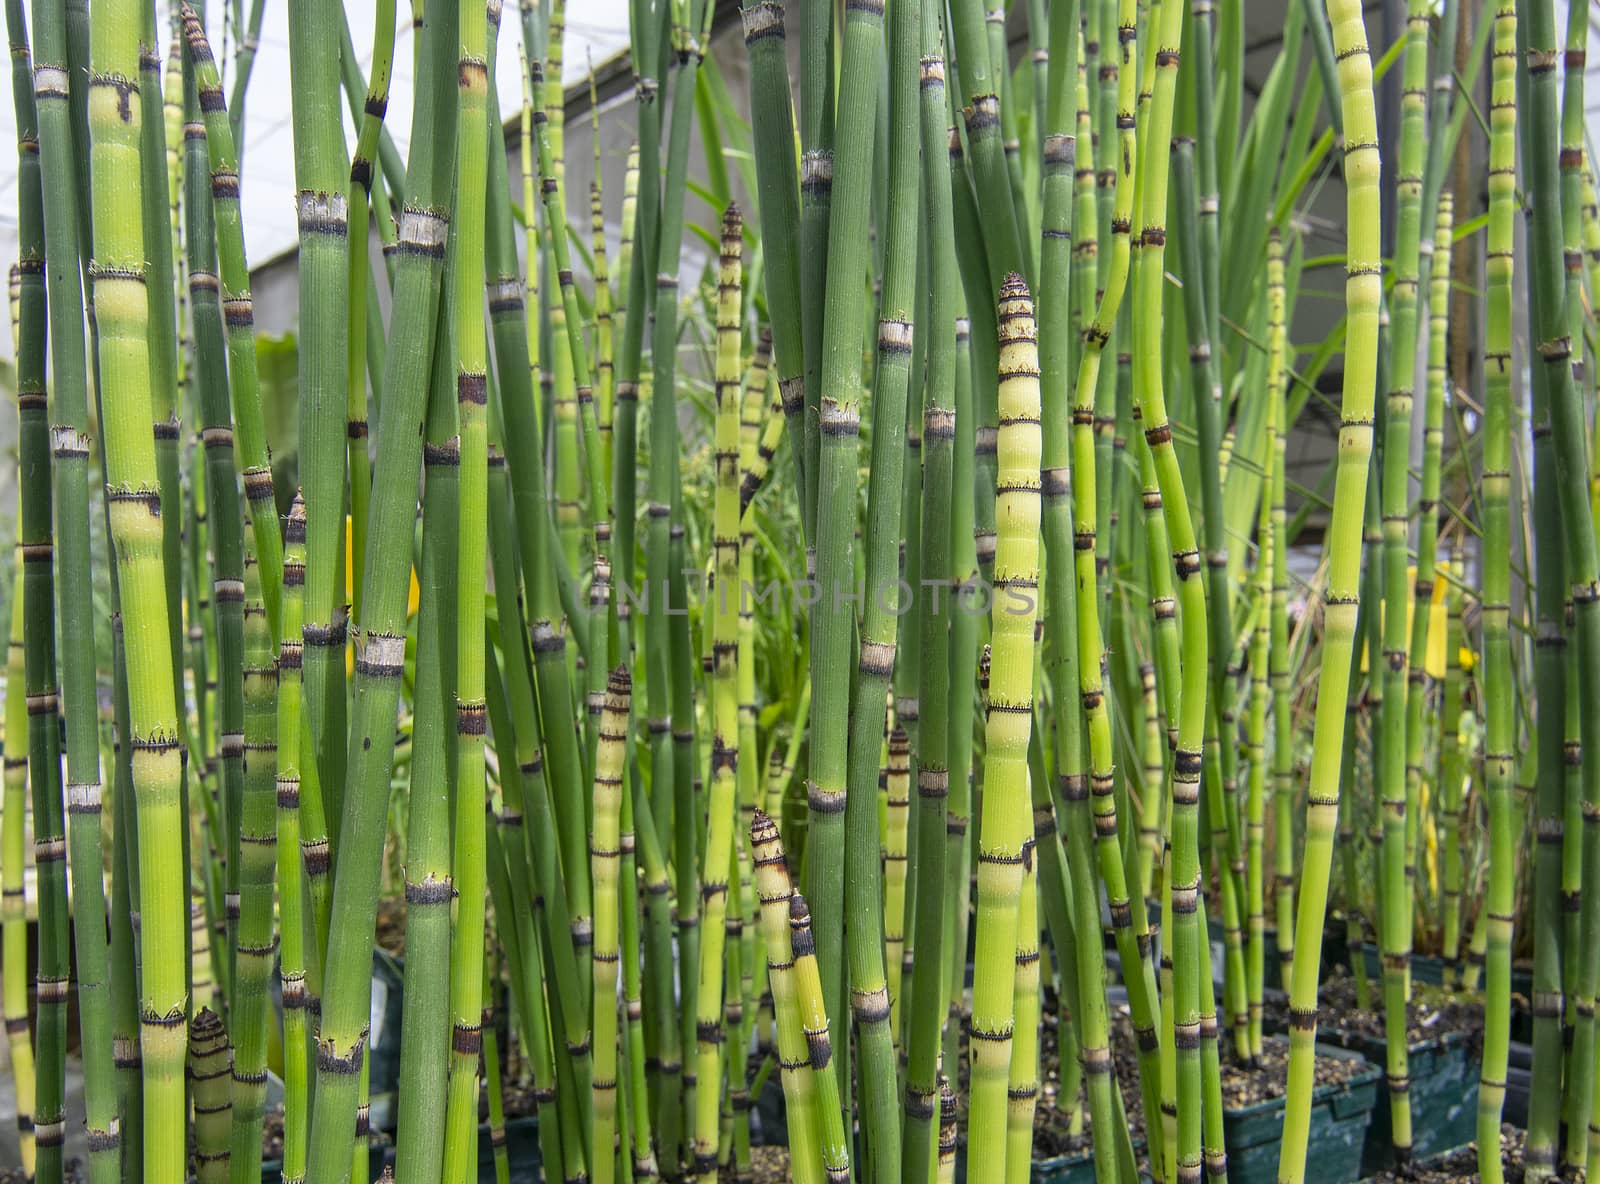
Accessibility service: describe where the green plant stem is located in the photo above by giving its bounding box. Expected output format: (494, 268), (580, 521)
(1273, 0), (1382, 1174)
(88, 0), (191, 1175)
(301, 0), (457, 1171)
(25, 0), (118, 1177)
(901, 20), (959, 1176)
(274, 499), (311, 1184)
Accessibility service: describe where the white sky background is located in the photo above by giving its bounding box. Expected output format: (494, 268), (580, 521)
(0, 0), (633, 361)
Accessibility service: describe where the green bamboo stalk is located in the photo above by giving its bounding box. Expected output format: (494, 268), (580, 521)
(303, 0), (458, 1170)
(14, 26), (68, 1184)
(1272, 342), (1295, 993)
(1339, 608), (1372, 1014)
(968, 274), (1043, 1177)
(440, 1), (492, 1171)
(179, 4), (282, 640)
(87, 0), (190, 1174)
(1403, 186), (1453, 1005)
(1374, 0), (1430, 1153)
(645, 5), (717, 1149)
(691, 204), (745, 1184)
(797, 0), (834, 539)
(789, 892), (851, 1183)
(1438, 547), (1467, 982)
(483, 966), (510, 1184)
(588, 183), (614, 486)
(1528, 178), (1569, 1180)
(943, 308), (980, 1095)
(140, 8), (187, 745)
(341, 0), (396, 625)
(1174, 134), (1250, 1061)
(738, 0), (809, 525)
(838, 0), (920, 1164)
(1061, 0), (1167, 1150)
(1039, 21), (1129, 1183)
(1273, 0), (1383, 1172)
(392, 295), (459, 1184)
(946, 0), (1024, 285)
(632, 747), (680, 1176)
(736, 343), (768, 1066)
(274, 498), (311, 1184)
(883, 730), (911, 1035)
(751, 811), (825, 1184)
(2, 556), (35, 1181)
(493, 38), (595, 1105)
(900, 22), (958, 1177)
(184, 26), (250, 1020)
(189, 1007), (234, 1184)
(526, 55), (610, 778)
(803, 0), (883, 1115)
(286, 0), (350, 853)
(481, 648), (568, 1184)
(1585, 175), (1600, 534)
(225, 546), (278, 1184)
(1477, 3), (1517, 1175)
(618, 727), (658, 1182)
(1005, 837), (1041, 1184)
(25, 0), (118, 1176)
(1127, 3), (1210, 1170)
(1247, 229), (1286, 1062)
(1559, 0), (1591, 1166)
(592, 670), (633, 1184)
(108, 612), (144, 1184)
(519, 44), (541, 404)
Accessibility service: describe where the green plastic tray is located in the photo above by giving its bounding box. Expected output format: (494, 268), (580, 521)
(1347, 1032), (1477, 1174)
(1223, 1043), (1383, 1184)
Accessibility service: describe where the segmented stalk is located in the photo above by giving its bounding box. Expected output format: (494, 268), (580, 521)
(2, 558), (35, 1181)
(228, 548), (278, 1184)
(1274, 0), (1382, 1172)
(189, 1008), (233, 1184)
(88, 1), (191, 1173)
(839, 0), (921, 1163)
(592, 670), (632, 1184)
(183, 28), (249, 1024)
(285, 0), (350, 851)
(1005, 838), (1041, 1184)
(340, 0), (396, 624)
(883, 730), (911, 1033)
(1478, 4), (1517, 1175)
(901, 26), (959, 1179)
(303, 0), (458, 1170)
(25, 0), (118, 1176)
(1403, 188), (1453, 1011)
(274, 498), (310, 1184)
(789, 892), (852, 1183)
(751, 812), (825, 1184)
(738, 0), (808, 523)
(179, 4), (283, 639)
(1374, 0), (1431, 1152)
(440, 0), (492, 1171)
(968, 274), (1043, 1175)
(803, 0), (883, 1112)
(693, 204), (744, 1183)
(1249, 229), (1285, 1062)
